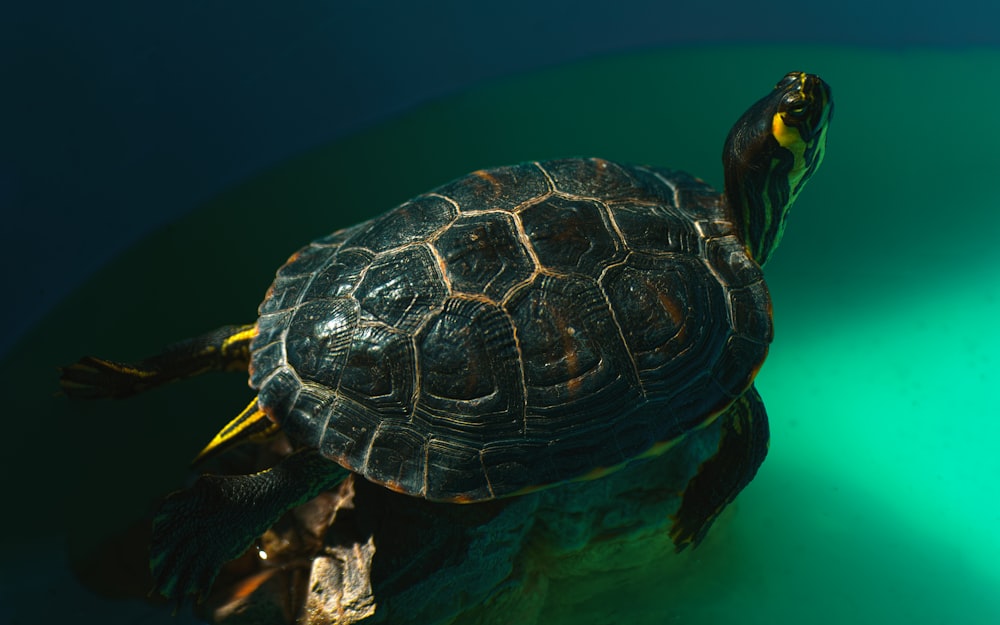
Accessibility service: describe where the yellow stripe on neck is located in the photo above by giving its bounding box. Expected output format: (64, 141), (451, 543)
(771, 110), (817, 215)
(771, 112), (807, 172)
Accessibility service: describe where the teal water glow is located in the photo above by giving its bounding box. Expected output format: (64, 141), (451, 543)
(1, 46), (997, 624)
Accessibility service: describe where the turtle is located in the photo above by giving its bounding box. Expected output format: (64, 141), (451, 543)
(60, 71), (832, 603)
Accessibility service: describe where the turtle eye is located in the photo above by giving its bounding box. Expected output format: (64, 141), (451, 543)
(782, 93), (809, 119)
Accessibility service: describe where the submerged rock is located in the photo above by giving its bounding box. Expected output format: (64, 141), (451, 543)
(196, 416), (727, 625)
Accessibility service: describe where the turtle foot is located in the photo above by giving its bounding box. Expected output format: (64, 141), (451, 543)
(58, 356), (158, 399)
(149, 449), (349, 603)
(150, 475), (261, 603)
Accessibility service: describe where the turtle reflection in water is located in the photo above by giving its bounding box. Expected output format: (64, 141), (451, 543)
(61, 71), (832, 618)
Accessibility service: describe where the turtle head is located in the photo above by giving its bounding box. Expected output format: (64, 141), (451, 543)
(722, 72), (832, 266)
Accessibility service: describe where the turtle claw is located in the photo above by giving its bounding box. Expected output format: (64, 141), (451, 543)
(668, 510), (712, 553)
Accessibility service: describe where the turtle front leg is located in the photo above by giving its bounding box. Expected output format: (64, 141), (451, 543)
(150, 447), (349, 603)
(59, 323), (256, 399)
(669, 384), (770, 550)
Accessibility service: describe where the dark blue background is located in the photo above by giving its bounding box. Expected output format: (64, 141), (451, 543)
(2, 0), (995, 356)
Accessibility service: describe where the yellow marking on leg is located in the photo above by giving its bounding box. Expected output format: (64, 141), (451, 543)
(221, 325), (257, 352)
(194, 397), (278, 464)
(219, 324), (257, 371)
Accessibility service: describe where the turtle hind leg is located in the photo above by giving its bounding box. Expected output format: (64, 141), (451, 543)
(150, 447), (349, 603)
(669, 384), (770, 551)
(59, 323), (256, 399)
(192, 397), (281, 465)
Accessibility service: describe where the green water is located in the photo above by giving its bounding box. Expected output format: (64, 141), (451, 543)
(2, 46), (998, 624)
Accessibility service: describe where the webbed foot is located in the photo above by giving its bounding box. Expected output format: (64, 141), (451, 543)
(150, 473), (263, 603)
(149, 448), (349, 602)
(59, 356), (161, 399)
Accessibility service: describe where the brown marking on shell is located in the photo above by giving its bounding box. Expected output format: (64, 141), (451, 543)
(380, 479), (411, 495)
(280, 249), (303, 268)
(472, 169), (503, 199)
(651, 278), (689, 343)
(548, 302), (581, 398)
(443, 494), (479, 504)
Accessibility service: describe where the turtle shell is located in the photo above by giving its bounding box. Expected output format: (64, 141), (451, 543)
(249, 158), (772, 502)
